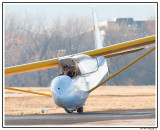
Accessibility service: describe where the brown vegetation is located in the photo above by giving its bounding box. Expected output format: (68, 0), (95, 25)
(4, 86), (155, 115)
(5, 12), (155, 87)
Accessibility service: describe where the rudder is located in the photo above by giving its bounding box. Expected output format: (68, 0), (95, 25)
(92, 6), (103, 49)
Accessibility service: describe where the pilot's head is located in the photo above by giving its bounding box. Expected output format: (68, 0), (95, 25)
(63, 66), (69, 75)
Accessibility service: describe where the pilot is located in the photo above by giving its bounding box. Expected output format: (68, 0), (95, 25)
(63, 66), (69, 75)
(67, 66), (75, 78)
(63, 65), (75, 78)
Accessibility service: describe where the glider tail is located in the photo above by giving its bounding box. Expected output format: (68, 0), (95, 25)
(92, 7), (103, 49)
(87, 7), (109, 90)
(92, 7), (109, 75)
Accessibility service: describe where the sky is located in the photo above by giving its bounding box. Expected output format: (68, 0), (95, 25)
(4, 3), (156, 27)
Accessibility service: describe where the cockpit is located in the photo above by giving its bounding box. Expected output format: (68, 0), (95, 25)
(58, 54), (99, 78)
(58, 57), (77, 78)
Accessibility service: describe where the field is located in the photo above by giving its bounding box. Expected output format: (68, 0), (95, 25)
(4, 86), (156, 115)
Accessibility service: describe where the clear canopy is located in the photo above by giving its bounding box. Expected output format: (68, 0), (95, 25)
(77, 57), (98, 75)
(58, 54), (98, 77)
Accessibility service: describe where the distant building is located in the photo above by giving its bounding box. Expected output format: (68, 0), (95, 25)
(86, 18), (153, 34)
(114, 17), (134, 25)
(106, 18), (147, 31)
(135, 21), (144, 27)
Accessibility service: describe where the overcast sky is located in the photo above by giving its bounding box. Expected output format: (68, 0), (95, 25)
(4, 3), (156, 26)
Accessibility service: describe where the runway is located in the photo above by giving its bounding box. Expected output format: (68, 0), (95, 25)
(4, 109), (155, 127)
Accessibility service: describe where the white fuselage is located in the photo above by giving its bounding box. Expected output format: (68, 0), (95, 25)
(50, 55), (108, 112)
(51, 75), (89, 112)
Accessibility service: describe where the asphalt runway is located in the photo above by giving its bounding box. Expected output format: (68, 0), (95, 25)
(4, 109), (155, 127)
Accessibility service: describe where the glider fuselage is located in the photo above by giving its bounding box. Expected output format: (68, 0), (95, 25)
(50, 54), (108, 113)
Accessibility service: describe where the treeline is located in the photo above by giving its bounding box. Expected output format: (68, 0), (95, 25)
(5, 13), (155, 87)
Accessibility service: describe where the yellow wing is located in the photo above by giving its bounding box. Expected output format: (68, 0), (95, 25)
(5, 35), (155, 76)
(82, 35), (155, 57)
(5, 58), (59, 76)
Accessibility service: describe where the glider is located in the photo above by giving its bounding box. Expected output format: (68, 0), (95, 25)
(5, 7), (155, 113)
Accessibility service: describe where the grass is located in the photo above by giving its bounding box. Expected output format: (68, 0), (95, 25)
(4, 85), (155, 115)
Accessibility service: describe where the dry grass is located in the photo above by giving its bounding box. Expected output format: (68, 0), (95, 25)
(4, 86), (156, 115)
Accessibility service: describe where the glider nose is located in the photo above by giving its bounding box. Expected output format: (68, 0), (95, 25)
(51, 75), (72, 97)
(51, 75), (72, 107)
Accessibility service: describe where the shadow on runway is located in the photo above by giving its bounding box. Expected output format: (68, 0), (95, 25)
(42, 108), (155, 116)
